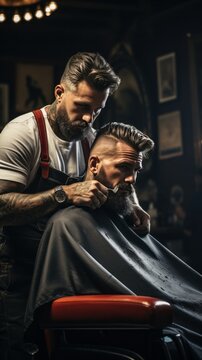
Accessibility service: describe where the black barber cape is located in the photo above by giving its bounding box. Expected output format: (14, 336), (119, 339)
(24, 206), (202, 359)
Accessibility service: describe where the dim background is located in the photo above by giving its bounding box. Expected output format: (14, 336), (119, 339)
(1, 0), (202, 273)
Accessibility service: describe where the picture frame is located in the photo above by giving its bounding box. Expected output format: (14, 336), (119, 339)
(0, 83), (9, 131)
(15, 63), (54, 114)
(158, 111), (183, 159)
(156, 52), (177, 103)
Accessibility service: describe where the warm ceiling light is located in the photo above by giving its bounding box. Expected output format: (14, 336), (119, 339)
(24, 9), (33, 21)
(49, 1), (57, 11)
(0, 11), (6, 22)
(12, 11), (21, 23)
(0, 1), (59, 23)
(35, 6), (44, 18)
(45, 5), (51, 16)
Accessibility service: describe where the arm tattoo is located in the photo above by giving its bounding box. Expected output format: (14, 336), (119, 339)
(0, 190), (58, 227)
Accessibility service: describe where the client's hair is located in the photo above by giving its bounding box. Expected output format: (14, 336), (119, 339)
(92, 122), (154, 156)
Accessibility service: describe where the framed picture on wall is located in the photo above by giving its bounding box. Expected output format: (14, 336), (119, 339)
(156, 52), (177, 103)
(15, 63), (54, 114)
(158, 111), (183, 159)
(0, 83), (9, 131)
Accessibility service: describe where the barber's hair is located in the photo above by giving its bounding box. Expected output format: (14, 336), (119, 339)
(60, 52), (120, 94)
(93, 122), (154, 156)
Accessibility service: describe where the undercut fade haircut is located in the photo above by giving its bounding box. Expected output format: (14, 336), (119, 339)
(60, 52), (121, 94)
(92, 122), (154, 156)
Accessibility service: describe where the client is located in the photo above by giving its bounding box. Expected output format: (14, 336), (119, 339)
(25, 122), (202, 360)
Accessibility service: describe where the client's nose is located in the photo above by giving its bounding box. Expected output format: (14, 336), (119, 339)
(125, 172), (137, 184)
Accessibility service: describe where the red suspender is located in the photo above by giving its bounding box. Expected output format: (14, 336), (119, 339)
(33, 109), (50, 179)
(33, 108), (90, 179)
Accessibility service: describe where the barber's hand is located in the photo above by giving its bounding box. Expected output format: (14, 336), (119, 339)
(64, 180), (108, 209)
(129, 205), (151, 236)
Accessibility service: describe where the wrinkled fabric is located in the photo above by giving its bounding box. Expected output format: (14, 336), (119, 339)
(25, 206), (202, 359)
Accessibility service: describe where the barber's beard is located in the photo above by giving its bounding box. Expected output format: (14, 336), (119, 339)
(56, 107), (90, 142)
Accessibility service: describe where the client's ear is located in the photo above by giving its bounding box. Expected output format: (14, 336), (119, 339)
(88, 155), (100, 175)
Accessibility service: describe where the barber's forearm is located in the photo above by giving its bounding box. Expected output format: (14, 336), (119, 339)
(0, 189), (59, 226)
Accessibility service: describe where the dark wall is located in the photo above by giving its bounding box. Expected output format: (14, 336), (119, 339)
(125, 2), (202, 227)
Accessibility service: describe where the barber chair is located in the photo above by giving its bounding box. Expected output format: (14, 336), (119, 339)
(34, 294), (188, 360)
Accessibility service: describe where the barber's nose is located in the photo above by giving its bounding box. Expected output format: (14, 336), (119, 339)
(82, 112), (94, 123)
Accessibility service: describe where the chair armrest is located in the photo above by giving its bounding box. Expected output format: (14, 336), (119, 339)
(38, 295), (173, 329)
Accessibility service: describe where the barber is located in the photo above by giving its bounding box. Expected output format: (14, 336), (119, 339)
(0, 52), (150, 359)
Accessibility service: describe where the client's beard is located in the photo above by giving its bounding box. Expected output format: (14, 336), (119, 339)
(106, 190), (134, 217)
(93, 168), (134, 217)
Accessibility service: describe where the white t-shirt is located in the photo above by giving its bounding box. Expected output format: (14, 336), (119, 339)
(0, 107), (96, 188)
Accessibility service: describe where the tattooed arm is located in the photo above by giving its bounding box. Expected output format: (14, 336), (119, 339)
(0, 179), (108, 227)
(0, 179), (59, 227)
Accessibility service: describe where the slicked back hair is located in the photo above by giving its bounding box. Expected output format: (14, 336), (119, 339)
(92, 122), (154, 156)
(60, 52), (120, 94)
